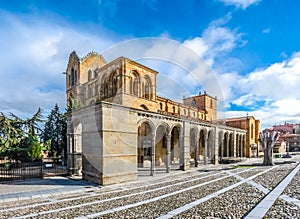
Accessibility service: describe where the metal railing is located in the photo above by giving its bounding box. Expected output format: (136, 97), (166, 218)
(0, 162), (67, 182)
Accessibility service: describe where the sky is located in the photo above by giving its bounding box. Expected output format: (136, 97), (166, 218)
(0, 0), (300, 129)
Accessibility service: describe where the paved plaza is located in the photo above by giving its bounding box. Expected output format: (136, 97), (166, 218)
(0, 155), (300, 218)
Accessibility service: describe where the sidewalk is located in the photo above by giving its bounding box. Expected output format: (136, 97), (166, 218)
(0, 154), (298, 203)
(0, 176), (98, 203)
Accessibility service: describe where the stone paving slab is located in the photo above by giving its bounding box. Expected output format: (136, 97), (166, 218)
(245, 162), (300, 218)
(0, 176), (97, 203)
(1, 155), (300, 216)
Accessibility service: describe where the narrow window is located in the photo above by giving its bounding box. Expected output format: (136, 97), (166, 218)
(88, 70), (92, 81)
(159, 102), (163, 110)
(71, 68), (75, 87)
(94, 69), (98, 78)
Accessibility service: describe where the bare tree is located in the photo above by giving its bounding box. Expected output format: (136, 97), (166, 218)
(259, 130), (280, 166)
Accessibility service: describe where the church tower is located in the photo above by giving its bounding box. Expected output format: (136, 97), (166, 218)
(183, 92), (217, 121)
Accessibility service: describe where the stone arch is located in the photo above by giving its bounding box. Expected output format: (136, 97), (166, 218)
(137, 119), (155, 168)
(68, 120), (83, 175)
(236, 133), (240, 157)
(70, 67), (77, 87)
(99, 73), (109, 99)
(158, 102), (163, 111)
(190, 126), (199, 166)
(170, 123), (182, 167)
(140, 104), (149, 110)
(198, 127), (210, 165)
(207, 129), (214, 163)
(229, 132), (234, 157)
(108, 71), (118, 97)
(144, 75), (153, 100)
(155, 122), (171, 171)
(218, 130), (224, 160)
(130, 70), (140, 97)
(223, 132), (229, 157)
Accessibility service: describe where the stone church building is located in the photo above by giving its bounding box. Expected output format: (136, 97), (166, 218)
(66, 51), (247, 185)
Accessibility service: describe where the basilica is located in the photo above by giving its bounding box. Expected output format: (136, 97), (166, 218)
(66, 51), (258, 185)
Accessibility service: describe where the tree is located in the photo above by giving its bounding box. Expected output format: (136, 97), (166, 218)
(259, 130), (280, 166)
(0, 112), (22, 158)
(0, 109), (44, 163)
(43, 104), (67, 159)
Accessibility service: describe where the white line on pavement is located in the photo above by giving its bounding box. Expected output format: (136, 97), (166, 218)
(157, 165), (277, 219)
(245, 163), (300, 219)
(75, 168), (256, 219)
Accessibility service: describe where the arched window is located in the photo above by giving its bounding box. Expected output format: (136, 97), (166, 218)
(129, 78), (133, 95)
(133, 78), (139, 96)
(88, 70), (92, 81)
(132, 72), (139, 96)
(184, 109), (186, 116)
(74, 70), (77, 85)
(172, 106), (176, 114)
(159, 102), (163, 110)
(71, 68), (75, 87)
(112, 76), (118, 96)
(251, 124), (254, 139)
(144, 76), (152, 100)
(140, 104), (148, 110)
(109, 71), (118, 96)
(94, 69), (98, 78)
(68, 74), (71, 88)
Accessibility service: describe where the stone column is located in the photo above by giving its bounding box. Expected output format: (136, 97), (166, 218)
(236, 134), (240, 157)
(150, 133), (156, 176)
(166, 134), (171, 173)
(179, 131), (185, 170)
(67, 132), (74, 175)
(204, 135), (208, 165)
(243, 135), (246, 157)
(220, 134), (224, 159)
(233, 130), (237, 157)
(226, 135), (229, 157)
(214, 127), (219, 165)
(195, 132), (199, 167)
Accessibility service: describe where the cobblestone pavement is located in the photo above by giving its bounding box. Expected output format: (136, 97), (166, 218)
(0, 155), (300, 218)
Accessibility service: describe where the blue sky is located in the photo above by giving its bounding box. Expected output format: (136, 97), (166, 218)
(1, 0), (300, 129)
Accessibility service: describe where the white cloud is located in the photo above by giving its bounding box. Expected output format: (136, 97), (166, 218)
(219, 0), (261, 9)
(183, 15), (246, 67)
(237, 53), (300, 100)
(0, 11), (115, 117)
(183, 37), (208, 59)
(2, 9), (299, 131)
(263, 28), (271, 34)
(223, 52), (300, 129)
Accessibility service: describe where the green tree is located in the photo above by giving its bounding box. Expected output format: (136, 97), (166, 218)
(27, 134), (43, 162)
(0, 109), (44, 163)
(43, 104), (67, 160)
